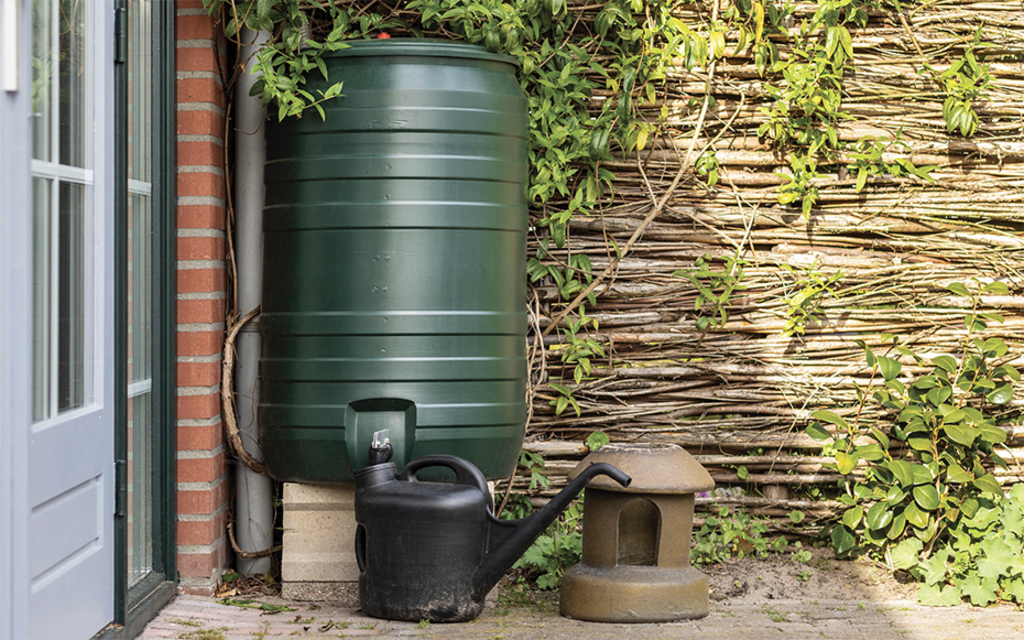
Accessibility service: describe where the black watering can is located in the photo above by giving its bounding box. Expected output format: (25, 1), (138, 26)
(354, 452), (631, 622)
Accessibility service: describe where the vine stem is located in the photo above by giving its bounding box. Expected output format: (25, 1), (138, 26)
(222, 306), (270, 476)
(541, 57), (722, 338)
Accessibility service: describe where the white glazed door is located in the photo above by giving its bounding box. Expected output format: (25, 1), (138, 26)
(17, 0), (115, 637)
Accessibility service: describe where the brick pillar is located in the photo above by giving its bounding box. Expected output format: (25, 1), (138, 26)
(175, 0), (231, 596)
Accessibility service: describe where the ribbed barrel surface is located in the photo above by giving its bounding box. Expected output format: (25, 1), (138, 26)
(260, 40), (529, 483)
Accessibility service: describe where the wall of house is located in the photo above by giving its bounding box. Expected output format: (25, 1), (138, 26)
(174, 0), (231, 596)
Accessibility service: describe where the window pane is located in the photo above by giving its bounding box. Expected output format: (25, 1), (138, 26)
(32, 0), (52, 162)
(32, 178), (52, 421)
(127, 0), (156, 587)
(58, 180), (86, 412)
(128, 390), (153, 587)
(130, 193), (153, 384)
(59, 0), (87, 168)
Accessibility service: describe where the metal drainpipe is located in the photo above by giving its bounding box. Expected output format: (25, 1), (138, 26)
(233, 27), (274, 576)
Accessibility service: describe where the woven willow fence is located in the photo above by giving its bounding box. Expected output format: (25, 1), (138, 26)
(498, 0), (1024, 530)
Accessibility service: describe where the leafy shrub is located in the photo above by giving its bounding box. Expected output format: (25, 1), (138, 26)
(809, 279), (1019, 605)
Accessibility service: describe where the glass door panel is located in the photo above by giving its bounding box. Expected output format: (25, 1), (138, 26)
(126, 0), (156, 589)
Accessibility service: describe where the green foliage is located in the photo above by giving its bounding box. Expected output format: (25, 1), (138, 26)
(673, 253), (748, 331)
(780, 260), (842, 337)
(809, 279), (1019, 605)
(512, 499), (584, 590)
(846, 134), (937, 192)
(585, 431), (610, 451)
(938, 27), (992, 137)
(692, 506), (786, 565)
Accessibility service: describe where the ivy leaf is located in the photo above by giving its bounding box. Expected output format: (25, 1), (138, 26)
(972, 473), (1003, 496)
(835, 451), (858, 475)
(805, 423), (833, 441)
(886, 460), (915, 487)
(878, 356), (902, 381)
(866, 502), (893, 530)
(890, 538), (923, 570)
(987, 384), (1014, 405)
(931, 355), (958, 372)
(911, 463), (936, 485)
(842, 505), (863, 529)
(831, 524), (856, 556)
(946, 462), (973, 484)
(946, 282), (971, 297)
(913, 485), (940, 511)
(904, 501), (929, 529)
(811, 410), (849, 430)
(918, 583), (962, 607)
(943, 422), (979, 446)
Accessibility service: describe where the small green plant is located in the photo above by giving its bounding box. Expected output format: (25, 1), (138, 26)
(177, 628), (229, 640)
(797, 570), (814, 582)
(761, 604), (788, 623)
(779, 261), (842, 337)
(417, 619), (430, 629)
(846, 135), (936, 193)
(692, 506), (785, 565)
(585, 431), (610, 451)
(695, 150), (720, 188)
(674, 253), (748, 331)
(792, 541), (813, 564)
(512, 499), (584, 589)
(939, 26), (992, 137)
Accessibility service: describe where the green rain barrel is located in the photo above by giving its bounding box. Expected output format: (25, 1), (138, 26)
(260, 40), (528, 483)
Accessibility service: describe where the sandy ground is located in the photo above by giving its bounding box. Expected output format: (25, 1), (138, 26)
(142, 550), (1024, 640)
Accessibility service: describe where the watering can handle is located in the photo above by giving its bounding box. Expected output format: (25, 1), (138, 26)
(399, 455), (493, 513)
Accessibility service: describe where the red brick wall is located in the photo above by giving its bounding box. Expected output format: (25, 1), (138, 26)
(175, 0), (231, 596)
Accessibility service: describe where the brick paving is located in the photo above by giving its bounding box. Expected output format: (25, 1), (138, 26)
(141, 594), (1024, 640)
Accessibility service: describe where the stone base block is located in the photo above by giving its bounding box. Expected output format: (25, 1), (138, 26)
(560, 563), (709, 622)
(281, 483), (359, 599)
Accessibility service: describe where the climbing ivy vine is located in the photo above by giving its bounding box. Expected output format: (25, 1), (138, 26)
(203, 0), (990, 415)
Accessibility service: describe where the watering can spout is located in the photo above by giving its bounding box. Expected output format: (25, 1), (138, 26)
(471, 462), (630, 600)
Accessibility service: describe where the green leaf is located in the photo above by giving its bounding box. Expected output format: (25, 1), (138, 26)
(805, 423), (833, 441)
(943, 422), (979, 447)
(946, 282), (970, 297)
(585, 431), (610, 451)
(878, 356), (902, 381)
(886, 460), (915, 487)
(978, 537), (1016, 580)
(987, 384), (1014, 405)
(961, 575), (999, 607)
(904, 501), (929, 529)
(831, 524), (856, 556)
(811, 410), (849, 430)
(911, 463), (936, 485)
(842, 505), (863, 529)
(890, 538), (923, 570)
(972, 473), (1002, 496)
(937, 354), (958, 374)
(918, 583), (962, 607)
(919, 550), (951, 586)
(913, 485), (940, 511)
(870, 427), (890, 450)
(835, 451), (857, 475)
(946, 462), (973, 484)
(866, 502), (893, 530)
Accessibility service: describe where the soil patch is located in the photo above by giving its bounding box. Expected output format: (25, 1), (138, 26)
(703, 546), (919, 605)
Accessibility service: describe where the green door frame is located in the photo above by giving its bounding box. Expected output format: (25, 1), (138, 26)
(107, 0), (177, 636)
